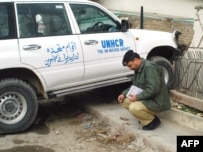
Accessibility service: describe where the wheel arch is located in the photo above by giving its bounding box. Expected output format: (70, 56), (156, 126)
(0, 68), (46, 99)
(146, 46), (178, 62)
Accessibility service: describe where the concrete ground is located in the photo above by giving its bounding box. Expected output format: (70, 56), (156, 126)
(74, 90), (203, 152)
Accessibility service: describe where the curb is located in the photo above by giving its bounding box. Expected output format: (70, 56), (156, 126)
(168, 90), (203, 132)
(76, 91), (201, 152)
(83, 101), (175, 152)
(170, 90), (203, 112)
(159, 108), (203, 133)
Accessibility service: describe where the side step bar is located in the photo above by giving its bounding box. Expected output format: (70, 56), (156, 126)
(47, 77), (132, 98)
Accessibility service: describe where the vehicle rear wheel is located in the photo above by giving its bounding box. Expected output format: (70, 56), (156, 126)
(0, 79), (38, 134)
(149, 56), (174, 89)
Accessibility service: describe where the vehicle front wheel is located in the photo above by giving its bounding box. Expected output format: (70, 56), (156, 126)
(0, 79), (38, 134)
(149, 56), (174, 89)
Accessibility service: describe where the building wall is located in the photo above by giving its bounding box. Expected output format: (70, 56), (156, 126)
(126, 15), (194, 48)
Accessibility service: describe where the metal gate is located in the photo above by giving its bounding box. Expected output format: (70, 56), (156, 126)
(174, 50), (203, 100)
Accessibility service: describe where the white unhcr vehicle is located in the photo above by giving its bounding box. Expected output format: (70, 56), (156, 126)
(0, 0), (184, 134)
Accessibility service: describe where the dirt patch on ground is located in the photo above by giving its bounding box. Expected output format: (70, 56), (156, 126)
(0, 91), (154, 152)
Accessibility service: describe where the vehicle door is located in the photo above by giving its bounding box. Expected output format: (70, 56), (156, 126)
(16, 2), (84, 90)
(69, 3), (136, 81)
(0, 3), (19, 68)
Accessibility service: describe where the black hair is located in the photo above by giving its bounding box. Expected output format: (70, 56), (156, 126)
(122, 50), (140, 66)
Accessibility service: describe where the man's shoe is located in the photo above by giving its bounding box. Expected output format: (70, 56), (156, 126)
(142, 116), (161, 130)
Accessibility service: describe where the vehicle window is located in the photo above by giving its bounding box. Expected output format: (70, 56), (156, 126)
(70, 4), (121, 34)
(17, 3), (72, 38)
(0, 3), (16, 39)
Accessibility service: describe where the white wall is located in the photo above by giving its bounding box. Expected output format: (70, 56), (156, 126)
(190, 6), (203, 48)
(96, 0), (203, 18)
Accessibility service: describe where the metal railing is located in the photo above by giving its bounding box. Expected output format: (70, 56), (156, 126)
(174, 50), (203, 100)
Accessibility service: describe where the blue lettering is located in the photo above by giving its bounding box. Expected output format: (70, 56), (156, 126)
(109, 48), (119, 52)
(104, 49), (109, 53)
(97, 49), (103, 54)
(64, 52), (79, 63)
(115, 39), (119, 47)
(120, 47), (130, 51)
(106, 40), (111, 48)
(101, 39), (124, 48)
(99, 39), (130, 54)
(45, 42), (79, 67)
(101, 40), (106, 48)
(110, 40), (115, 47)
(119, 39), (124, 47)
(44, 54), (59, 67)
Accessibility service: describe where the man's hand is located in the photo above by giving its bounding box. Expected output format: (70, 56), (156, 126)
(117, 94), (125, 103)
(128, 94), (137, 102)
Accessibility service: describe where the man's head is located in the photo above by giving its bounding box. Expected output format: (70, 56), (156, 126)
(122, 50), (141, 71)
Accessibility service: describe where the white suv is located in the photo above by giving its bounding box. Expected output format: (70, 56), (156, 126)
(0, 0), (184, 134)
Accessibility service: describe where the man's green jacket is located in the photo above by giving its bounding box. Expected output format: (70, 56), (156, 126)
(122, 59), (171, 112)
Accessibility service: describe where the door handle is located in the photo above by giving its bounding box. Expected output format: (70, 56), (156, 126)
(84, 40), (98, 45)
(23, 44), (41, 50)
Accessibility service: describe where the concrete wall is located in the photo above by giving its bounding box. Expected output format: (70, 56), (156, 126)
(125, 15), (194, 48)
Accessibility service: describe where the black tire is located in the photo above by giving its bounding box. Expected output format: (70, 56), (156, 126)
(0, 79), (38, 134)
(149, 56), (174, 89)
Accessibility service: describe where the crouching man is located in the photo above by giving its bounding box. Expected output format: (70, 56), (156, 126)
(117, 50), (171, 130)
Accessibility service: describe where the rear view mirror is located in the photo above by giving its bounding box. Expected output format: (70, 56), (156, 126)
(121, 20), (129, 32)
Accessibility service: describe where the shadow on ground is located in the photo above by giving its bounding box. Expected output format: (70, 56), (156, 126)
(0, 145), (55, 152)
